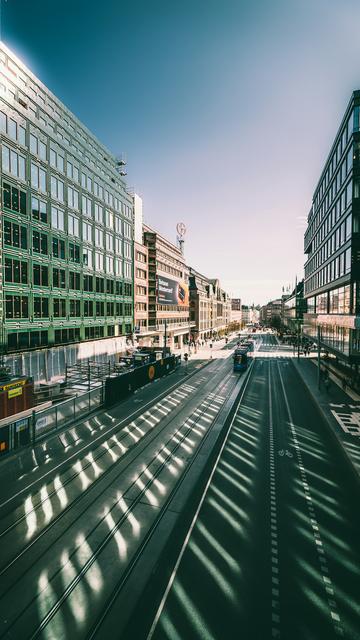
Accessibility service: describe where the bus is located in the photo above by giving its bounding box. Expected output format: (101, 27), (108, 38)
(233, 348), (248, 372)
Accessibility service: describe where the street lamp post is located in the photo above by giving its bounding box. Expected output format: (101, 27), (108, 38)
(317, 325), (321, 389)
(163, 318), (167, 359)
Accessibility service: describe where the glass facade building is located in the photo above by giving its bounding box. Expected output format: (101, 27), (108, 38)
(0, 43), (134, 355)
(303, 91), (360, 361)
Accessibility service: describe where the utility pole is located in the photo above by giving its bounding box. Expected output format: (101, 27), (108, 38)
(163, 318), (167, 359)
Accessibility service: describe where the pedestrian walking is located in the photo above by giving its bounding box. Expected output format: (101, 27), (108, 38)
(342, 378), (347, 392)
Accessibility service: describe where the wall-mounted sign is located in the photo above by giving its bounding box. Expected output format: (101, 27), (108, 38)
(8, 387), (23, 399)
(156, 276), (189, 307)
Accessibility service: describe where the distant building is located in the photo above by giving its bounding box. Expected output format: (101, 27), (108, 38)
(241, 305), (251, 325)
(133, 195), (149, 344)
(230, 298), (242, 325)
(260, 299), (283, 327)
(303, 91), (358, 362)
(283, 280), (307, 333)
(143, 225), (192, 350)
(189, 270), (231, 339)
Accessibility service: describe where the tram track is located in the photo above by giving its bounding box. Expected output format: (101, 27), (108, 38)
(0, 356), (214, 514)
(0, 370), (217, 585)
(0, 377), (201, 548)
(0, 360), (239, 639)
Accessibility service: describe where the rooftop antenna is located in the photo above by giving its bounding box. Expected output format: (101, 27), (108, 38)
(176, 222), (186, 255)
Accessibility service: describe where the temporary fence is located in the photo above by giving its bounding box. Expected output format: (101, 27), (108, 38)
(0, 384), (103, 456)
(0, 354), (181, 457)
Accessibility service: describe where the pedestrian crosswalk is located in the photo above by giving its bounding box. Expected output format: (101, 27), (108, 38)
(331, 408), (360, 436)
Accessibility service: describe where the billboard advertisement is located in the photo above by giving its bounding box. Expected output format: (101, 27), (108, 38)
(157, 276), (189, 307)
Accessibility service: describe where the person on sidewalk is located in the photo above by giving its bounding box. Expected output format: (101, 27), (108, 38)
(342, 378), (347, 392)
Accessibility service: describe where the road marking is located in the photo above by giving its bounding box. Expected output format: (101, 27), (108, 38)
(269, 361), (281, 638)
(277, 361), (343, 636)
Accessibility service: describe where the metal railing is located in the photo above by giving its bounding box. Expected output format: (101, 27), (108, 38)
(33, 385), (104, 441)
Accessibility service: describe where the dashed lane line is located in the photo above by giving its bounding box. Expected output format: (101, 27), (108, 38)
(277, 361), (344, 637)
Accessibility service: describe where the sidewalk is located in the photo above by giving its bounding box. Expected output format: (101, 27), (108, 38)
(294, 358), (360, 483)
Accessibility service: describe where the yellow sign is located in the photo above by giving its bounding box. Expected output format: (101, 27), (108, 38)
(8, 387), (23, 399)
(2, 379), (26, 391)
(148, 365), (155, 381)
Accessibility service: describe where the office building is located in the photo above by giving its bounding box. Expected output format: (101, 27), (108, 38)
(189, 269), (231, 338)
(260, 299), (283, 327)
(283, 280), (307, 334)
(143, 225), (192, 350)
(0, 43), (134, 381)
(230, 298), (242, 326)
(303, 91), (360, 362)
(133, 195), (151, 346)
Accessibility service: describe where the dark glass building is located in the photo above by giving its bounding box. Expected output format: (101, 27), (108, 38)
(303, 91), (360, 362)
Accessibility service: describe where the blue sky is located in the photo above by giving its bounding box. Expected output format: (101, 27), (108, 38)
(4, 0), (360, 303)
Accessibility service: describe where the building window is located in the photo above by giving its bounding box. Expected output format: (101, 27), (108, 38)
(51, 205), (65, 231)
(52, 237), (65, 259)
(4, 220), (27, 249)
(84, 274), (93, 292)
(2, 145), (26, 180)
(31, 196), (47, 223)
(96, 301), (105, 317)
(115, 258), (123, 276)
(32, 230), (48, 255)
(34, 296), (49, 318)
(94, 202), (103, 223)
(106, 233), (114, 252)
(124, 242), (131, 258)
(69, 242), (80, 263)
(124, 261), (132, 279)
(106, 279), (114, 294)
(69, 299), (81, 317)
(106, 302), (114, 316)
(83, 247), (93, 269)
(50, 174), (64, 202)
(0, 113), (26, 146)
(5, 257), (28, 284)
(69, 271), (81, 290)
(96, 277), (105, 293)
(84, 300), (94, 317)
(31, 162), (46, 192)
(29, 133), (47, 160)
(53, 267), (66, 288)
(95, 228), (103, 247)
(95, 251), (104, 271)
(68, 213), (79, 237)
(3, 182), (26, 216)
(33, 264), (49, 286)
(53, 298), (66, 317)
(82, 194), (92, 217)
(105, 210), (113, 229)
(68, 186), (79, 210)
(5, 295), (29, 319)
(50, 147), (64, 173)
(82, 221), (92, 243)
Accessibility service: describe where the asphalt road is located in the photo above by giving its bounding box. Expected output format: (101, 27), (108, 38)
(0, 335), (245, 640)
(149, 335), (360, 640)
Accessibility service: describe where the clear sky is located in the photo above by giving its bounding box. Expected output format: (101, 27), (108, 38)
(3, 0), (360, 304)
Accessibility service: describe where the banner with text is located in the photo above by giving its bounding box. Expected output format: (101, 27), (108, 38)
(156, 276), (189, 307)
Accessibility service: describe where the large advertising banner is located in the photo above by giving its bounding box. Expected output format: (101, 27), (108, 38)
(157, 276), (189, 307)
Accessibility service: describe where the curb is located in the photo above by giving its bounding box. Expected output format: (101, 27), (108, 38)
(293, 359), (360, 489)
